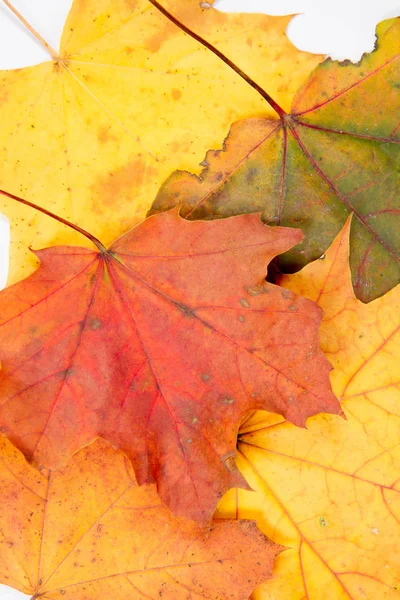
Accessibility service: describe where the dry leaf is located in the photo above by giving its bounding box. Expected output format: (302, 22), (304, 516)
(216, 219), (400, 598)
(0, 209), (339, 523)
(151, 18), (400, 303)
(0, 0), (322, 285)
(0, 436), (280, 599)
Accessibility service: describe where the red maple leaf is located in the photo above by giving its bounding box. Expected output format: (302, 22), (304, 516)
(0, 204), (339, 522)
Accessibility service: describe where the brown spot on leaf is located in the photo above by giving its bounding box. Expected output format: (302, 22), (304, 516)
(172, 88), (182, 101)
(89, 317), (102, 330)
(246, 284), (269, 296)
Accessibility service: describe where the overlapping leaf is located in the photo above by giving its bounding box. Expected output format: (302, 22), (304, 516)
(151, 18), (400, 303)
(0, 210), (339, 523)
(216, 220), (400, 598)
(0, 0), (322, 285)
(0, 436), (280, 599)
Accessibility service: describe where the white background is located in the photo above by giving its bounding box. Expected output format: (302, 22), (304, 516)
(0, 0), (399, 598)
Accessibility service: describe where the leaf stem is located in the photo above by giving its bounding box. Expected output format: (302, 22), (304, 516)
(1, 0), (59, 60)
(146, 0), (287, 118)
(0, 189), (107, 253)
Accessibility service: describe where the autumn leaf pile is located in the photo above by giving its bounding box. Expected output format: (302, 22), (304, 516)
(0, 0), (398, 598)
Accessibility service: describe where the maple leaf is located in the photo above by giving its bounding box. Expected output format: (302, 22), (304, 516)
(216, 219), (400, 598)
(150, 17), (400, 303)
(0, 436), (280, 599)
(0, 201), (339, 523)
(0, 0), (322, 285)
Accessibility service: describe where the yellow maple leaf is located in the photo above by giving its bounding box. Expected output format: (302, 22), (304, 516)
(0, 0), (322, 285)
(216, 218), (400, 599)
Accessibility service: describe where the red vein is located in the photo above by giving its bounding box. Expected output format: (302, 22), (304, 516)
(114, 256), (321, 402)
(276, 122), (288, 224)
(288, 125), (400, 266)
(113, 236), (284, 259)
(294, 51), (399, 117)
(295, 120), (400, 144)
(0, 255), (97, 327)
(29, 259), (105, 458)
(105, 259), (202, 511)
(184, 123), (281, 218)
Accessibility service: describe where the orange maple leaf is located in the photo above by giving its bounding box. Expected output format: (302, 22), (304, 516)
(0, 437), (280, 600)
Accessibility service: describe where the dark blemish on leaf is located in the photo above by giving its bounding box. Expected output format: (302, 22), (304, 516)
(222, 397), (235, 404)
(246, 167), (259, 185)
(238, 315), (245, 322)
(319, 516), (328, 527)
(171, 88), (182, 100)
(239, 298), (250, 308)
(281, 289), (292, 299)
(91, 558), (96, 563)
(201, 373), (211, 382)
(89, 273), (96, 284)
(89, 317), (102, 330)
(97, 524), (102, 533)
(60, 591), (65, 595)
(288, 305), (297, 311)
